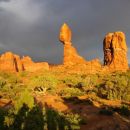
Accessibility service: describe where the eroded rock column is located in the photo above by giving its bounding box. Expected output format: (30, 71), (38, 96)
(59, 23), (86, 65)
(103, 32), (128, 71)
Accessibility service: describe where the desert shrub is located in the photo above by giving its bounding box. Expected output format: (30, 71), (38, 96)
(4, 104), (45, 130)
(0, 72), (24, 100)
(64, 113), (83, 130)
(14, 89), (34, 113)
(4, 113), (14, 128)
(63, 97), (93, 105)
(59, 87), (85, 97)
(112, 105), (130, 117)
(46, 109), (59, 130)
(118, 105), (130, 116)
(0, 72), (21, 84)
(18, 71), (29, 78)
(0, 108), (7, 130)
(62, 74), (98, 94)
(99, 108), (113, 116)
(96, 72), (130, 101)
(45, 108), (82, 130)
(82, 74), (98, 92)
(23, 105), (44, 130)
(29, 74), (58, 94)
(0, 77), (6, 89)
(62, 74), (86, 88)
(1, 104), (84, 130)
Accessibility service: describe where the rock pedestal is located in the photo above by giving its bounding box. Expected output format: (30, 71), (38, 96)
(59, 23), (86, 65)
(103, 32), (128, 71)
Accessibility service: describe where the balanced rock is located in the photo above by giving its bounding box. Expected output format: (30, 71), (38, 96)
(59, 23), (86, 65)
(103, 32), (128, 71)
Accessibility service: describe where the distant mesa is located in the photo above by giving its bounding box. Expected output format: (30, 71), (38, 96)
(0, 23), (128, 73)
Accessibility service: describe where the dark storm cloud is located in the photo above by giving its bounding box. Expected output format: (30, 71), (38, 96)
(0, 0), (10, 2)
(0, 0), (130, 63)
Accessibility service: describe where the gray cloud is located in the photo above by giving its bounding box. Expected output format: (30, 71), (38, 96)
(0, 0), (130, 63)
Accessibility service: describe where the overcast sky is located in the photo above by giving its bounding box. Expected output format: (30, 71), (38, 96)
(0, 0), (130, 64)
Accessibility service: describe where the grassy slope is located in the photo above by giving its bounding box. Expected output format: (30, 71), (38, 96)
(0, 69), (130, 130)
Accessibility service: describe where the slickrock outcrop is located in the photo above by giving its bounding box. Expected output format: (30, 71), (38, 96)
(21, 56), (49, 72)
(0, 52), (49, 72)
(103, 32), (129, 71)
(59, 23), (87, 65)
(0, 52), (24, 72)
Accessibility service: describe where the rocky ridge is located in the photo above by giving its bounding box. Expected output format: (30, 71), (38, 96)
(0, 23), (129, 73)
(0, 52), (49, 72)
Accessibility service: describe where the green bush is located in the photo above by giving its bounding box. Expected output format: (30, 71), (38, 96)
(96, 72), (130, 101)
(14, 89), (34, 113)
(0, 77), (6, 89)
(0, 108), (7, 130)
(118, 105), (130, 116)
(64, 113), (82, 130)
(29, 74), (58, 94)
(62, 74), (84, 89)
(0, 71), (25, 100)
(1, 102), (84, 130)
(63, 74), (98, 88)
(59, 87), (85, 97)
(23, 105), (44, 130)
(99, 108), (113, 116)
(45, 108), (82, 130)
(113, 105), (130, 117)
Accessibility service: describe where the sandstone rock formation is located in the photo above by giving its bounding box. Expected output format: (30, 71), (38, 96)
(0, 52), (49, 72)
(0, 52), (24, 72)
(103, 32), (128, 71)
(59, 23), (87, 65)
(21, 56), (49, 72)
(58, 23), (102, 73)
(0, 25), (128, 73)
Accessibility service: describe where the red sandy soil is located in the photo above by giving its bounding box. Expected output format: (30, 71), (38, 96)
(35, 94), (130, 130)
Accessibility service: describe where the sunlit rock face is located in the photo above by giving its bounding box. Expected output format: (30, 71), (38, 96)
(59, 23), (72, 44)
(58, 23), (102, 73)
(0, 52), (49, 72)
(0, 52), (24, 72)
(21, 56), (49, 72)
(103, 32), (128, 71)
(0, 25), (128, 73)
(59, 23), (87, 65)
